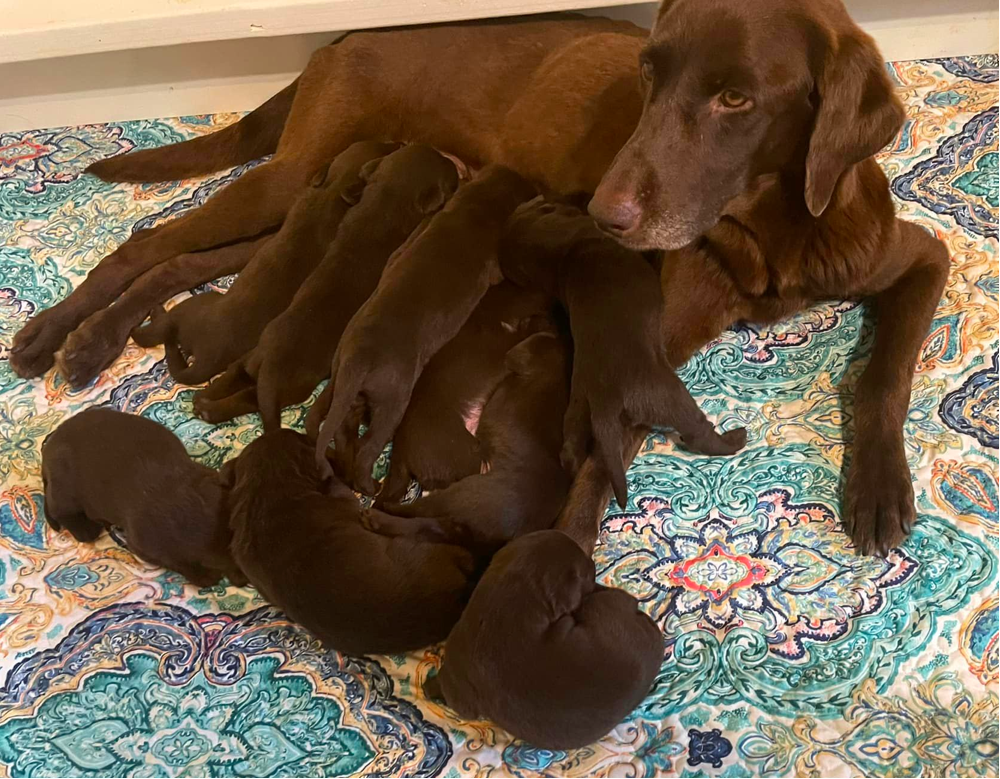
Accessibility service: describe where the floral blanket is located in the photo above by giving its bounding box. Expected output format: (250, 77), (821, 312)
(0, 55), (996, 778)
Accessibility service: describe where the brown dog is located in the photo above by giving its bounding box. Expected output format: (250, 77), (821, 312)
(224, 429), (478, 655)
(378, 281), (553, 504)
(131, 140), (399, 384)
(35, 1), (945, 553)
(365, 331), (571, 548)
(501, 198), (747, 508)
(55, 235), (274, 388)
(310, 166), (537, 495)
(42, 408), (244, 587)
(194, 144), (460, 429)
(426, 529), (663, 749)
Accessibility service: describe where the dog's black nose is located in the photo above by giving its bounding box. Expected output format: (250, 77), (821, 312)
(588, 196), (641, 234)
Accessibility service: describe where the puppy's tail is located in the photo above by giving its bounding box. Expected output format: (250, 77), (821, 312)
(592, 414), (629, 511)
(86, 78), (299, 183)
(131, 305), (171, 347)
(314, 366), (365, 473)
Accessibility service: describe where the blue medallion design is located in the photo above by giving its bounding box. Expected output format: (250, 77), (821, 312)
(939, 351), (999, 448)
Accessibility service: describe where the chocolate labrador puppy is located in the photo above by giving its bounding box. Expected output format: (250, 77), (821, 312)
(379, 281), (553, 504)
(500, 198), (746, 508)
(310, 166), (537, 495)
(55, 234), (274, 388)
(194, 144), (460, 429)
(365, 331), (571, 548)
(131, 140), (399, 384)
(426, 529), (662, 749)
(42, 408), (244, 587)
(224, 429), (478, 655)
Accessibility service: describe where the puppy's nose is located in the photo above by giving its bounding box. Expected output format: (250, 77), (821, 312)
(588, 196), (641, 234)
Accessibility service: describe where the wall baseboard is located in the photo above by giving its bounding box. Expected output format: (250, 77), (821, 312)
(1, 1), (996, 134)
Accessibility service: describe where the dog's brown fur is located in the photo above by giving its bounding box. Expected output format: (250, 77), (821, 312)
(42, 408), (245, 586)
(130, 141), (399, 384)
(426, 529), (663, 749)
(364, 331), (571, 548)
(501, 198), (747, 508)
(56, 235), (273, 388)
(193, 145), (459, 429)
(224, 429), (477, 655)
(23, 1), (948, 553)
(379, 282), (552, 504)
(310, 166), (537, 495)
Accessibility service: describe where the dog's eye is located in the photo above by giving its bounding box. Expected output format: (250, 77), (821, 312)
(718, 89), (750, 109)
(640, 60), (655, 83)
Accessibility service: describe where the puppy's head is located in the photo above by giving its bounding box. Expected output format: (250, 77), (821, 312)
(499, 198), (598, 292)
(352, 144), (461, 215)
(223, 430), (326, 493)
(590, 0), (904, 249)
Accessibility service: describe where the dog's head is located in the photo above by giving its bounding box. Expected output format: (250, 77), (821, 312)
(589, 0), (904, 250)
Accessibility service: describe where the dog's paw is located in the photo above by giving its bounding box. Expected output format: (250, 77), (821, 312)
(843, 441), (915, 556)
(718, 426), (748, 454)
(9, 311), (68, 378)
(57, 315), (131, 388)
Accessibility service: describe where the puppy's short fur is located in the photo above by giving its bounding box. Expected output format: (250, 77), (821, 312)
(42, 408), (244, 587)
(501, 199), (746, 508)
(310, 166), (537, 495)
(379, 281), (552, 504)
(131, 140), (399, 384)
(225, 429), (477, 655)
(194, 145), (459, 429)
(365, 331), (571, 548)
(427, 529), (662, 749)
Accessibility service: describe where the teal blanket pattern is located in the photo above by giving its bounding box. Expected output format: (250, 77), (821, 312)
(0, 55), (995, 777)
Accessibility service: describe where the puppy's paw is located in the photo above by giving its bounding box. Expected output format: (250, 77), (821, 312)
(719, 426), (748, 454)
(57, 315), (131, 388)
(10, 312), (68, 378)
(844, 440), (915, 557)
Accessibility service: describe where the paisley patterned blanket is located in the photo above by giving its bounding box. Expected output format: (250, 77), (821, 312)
(0, 55), (995, 777)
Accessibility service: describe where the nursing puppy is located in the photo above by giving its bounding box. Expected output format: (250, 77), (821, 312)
(132, 140), (398, 384)
(426, 529), (662, 749)
(310, 166), (537, 494)
(365, 331), (571, 548)
(194, 145), (460, 429)
(224, 429), (477, 655)
(42, 408), (244, 587)
(501, 199), (746, 509)
(379, 281), (552, 504)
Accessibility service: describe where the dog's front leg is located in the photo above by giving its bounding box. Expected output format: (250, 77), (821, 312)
(843, 222), (949, 556)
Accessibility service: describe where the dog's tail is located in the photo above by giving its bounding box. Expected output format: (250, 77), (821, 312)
(86, 78), (299, 183)
(131, 305), (171, 347)
(592, 414), (629, 511)
(314, 366), (365, 473)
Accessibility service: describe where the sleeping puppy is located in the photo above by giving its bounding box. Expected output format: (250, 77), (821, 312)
(131, 140), (399, 384)
(364, 331), (571, 548)
(501, 198), (747, 509)
(224, 429), (478, 655)
(194, 144), (460, 429)
(42, 408), (244, 587)
(378, 281), (552, 504)
(426, 529), (662, 749)
(310, 165), (537, 495)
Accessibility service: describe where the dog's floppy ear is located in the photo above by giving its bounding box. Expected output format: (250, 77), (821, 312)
(804, 29), (904, 217)
(342, 157), (383, 204)
(504, 331), (557, 375)
(416, 182), (452, 215)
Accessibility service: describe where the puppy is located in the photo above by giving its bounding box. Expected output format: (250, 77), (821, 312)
(501, 199), (747, 508)
(224, 429), (478, 655)
(379, 281), (552, 504)
(426, 529), (662, 749)
(365, 331), (571, 548)
(194, 144), (460, 429)
(42, 408), (244, 587)
(131, 140), (399, 384)
(310, 165), (537, 494)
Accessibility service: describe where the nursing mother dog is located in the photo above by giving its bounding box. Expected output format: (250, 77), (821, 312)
(16, 0), (947, 555)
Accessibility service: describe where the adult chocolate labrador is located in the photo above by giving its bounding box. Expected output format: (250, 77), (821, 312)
(18, 0), (946, 554)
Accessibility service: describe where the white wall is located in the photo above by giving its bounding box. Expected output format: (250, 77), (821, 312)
(1, 0), (996, 133)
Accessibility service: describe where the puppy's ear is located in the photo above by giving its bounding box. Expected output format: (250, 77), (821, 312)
(804, 29), (904, 217)
(219, 458), (238, 489)
(503, 332), (556, 375)
(342, 158), (383, 204)
(359, 157), (383, 183)
(416, 183), (451, 215)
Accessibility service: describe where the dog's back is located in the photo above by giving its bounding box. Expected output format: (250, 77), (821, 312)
(227, 430), (476, 654)
(433, 530), (662, 748)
